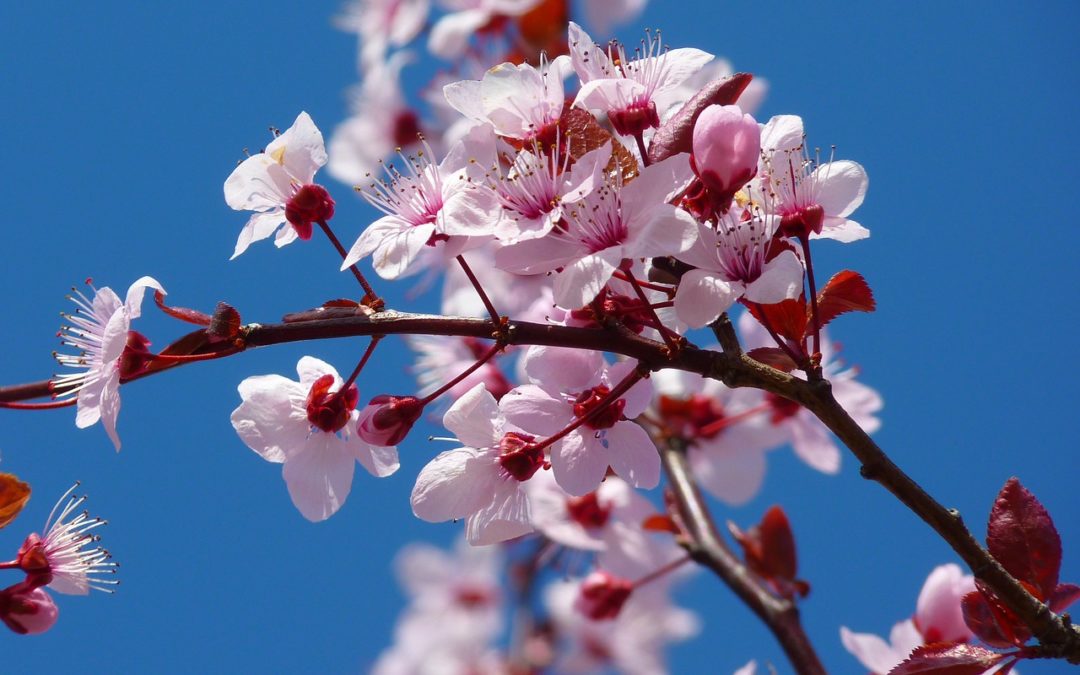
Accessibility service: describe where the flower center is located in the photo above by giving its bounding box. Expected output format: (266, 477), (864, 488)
(285, 184), (336, 240)
(658, 394), (727, 440)
(565, 492), (612, 529)
(305, 374), (359, 433)
(498, 432), (543, 481)
(573, 385), (625, 430)
(117, 331), (154, 378)
(765, 392), (801, 424)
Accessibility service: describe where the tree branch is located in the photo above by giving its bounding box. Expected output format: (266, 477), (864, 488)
(660, 436), (826, 675)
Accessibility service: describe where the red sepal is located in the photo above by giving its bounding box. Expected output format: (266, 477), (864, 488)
(642, 514), (681, 535)
(888, 642), (1008, 675)
(154, 290), (211, 326)
(207, 302), (242, 342)
(815, 270), (876, 328)
(987, 478), (1061, 600)
(746, 347), (798, 372)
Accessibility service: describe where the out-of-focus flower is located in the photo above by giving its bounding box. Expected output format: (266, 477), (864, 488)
(335, 0), (430, 72)
(527, 471), (653, 551)
(582, 0), (647, 38)
(840, 564), (976, 674)
(428, 0), (543, 60)
(53, 276), (165, 451)
(0, 582), (59, 635)
(230, 356), (399, 522)
(224, 112), (331, 258)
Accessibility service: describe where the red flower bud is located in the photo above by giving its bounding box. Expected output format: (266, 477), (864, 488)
(575, 571), (633, 620)
(285, 184), (335, 240)
(356, 395), (424, 446)
(0, 582), (59, 635)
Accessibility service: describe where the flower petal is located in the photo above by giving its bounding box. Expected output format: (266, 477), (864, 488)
(281, 437), (355, 522)
(674, 269), (739, 328)
(603, 422), (660, 490)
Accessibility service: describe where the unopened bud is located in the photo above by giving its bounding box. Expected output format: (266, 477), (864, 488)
(575, 571), (633, 620)
(285, 184), (335, 240)
(691, 105), (760, 211)
(0, 583), (59, 635)
(356, 395), (424, 446)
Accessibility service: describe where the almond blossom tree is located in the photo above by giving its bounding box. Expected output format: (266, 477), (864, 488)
(1, 3), (1077, 675)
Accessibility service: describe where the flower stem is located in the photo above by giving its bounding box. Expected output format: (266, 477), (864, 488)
(456, 254), (502, 330)
(317, 220), (383, 309)
(633, 555), (691, 589)
(329, 336), (382, 406)
(623, 268), (681, 356)
(634, 132), (651, 167)
(418, 341), (504, 406)
(798, 235), (822, 371)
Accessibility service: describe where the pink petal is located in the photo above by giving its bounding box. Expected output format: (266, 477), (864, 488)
(522, 345), (604, 391)
(466, 483), (533, 545)
(553, 249), (621, 309)
(743, 250), (804, 305)
(674, 269), (739, 328)
(690, 445), (766, 506)
(443, 383), (500, 449)
(230, 375), (309, 463)
(789, 413), (840, 474)
(840, 625), (907, 675)
(411, 447), (490, 522)
(500, 384), (572, 436)
(282, 436), (355, 522)
(551, 432), (610, 497)
(603, 421), (660, 490)
(813, 160), (868, 219)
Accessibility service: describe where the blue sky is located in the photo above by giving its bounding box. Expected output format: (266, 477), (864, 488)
(1, 2), (1077, 673)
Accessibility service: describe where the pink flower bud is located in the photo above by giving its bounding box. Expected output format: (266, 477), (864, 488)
(0, 583), (59, 635)
(356, 395), (424, 446)
(575, 570), (634, 620)
(691, 104), (760, 210)
(285, 183), (335, 240)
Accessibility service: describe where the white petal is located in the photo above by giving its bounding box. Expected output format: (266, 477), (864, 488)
(603, 422), (660, 490)
(282, 437), (355, 522)
(231, 210), (286, 259)
(354, 441), (400, 478)
(466, 483), (533, 545)
(444, 79), (487, 122)
(230, 375), (309, 463)
(268, 111), (328, 183)
(631, 204), (699, 258)
(411, 447), (490, 522)
(814, 160), (868, 219)
(499, 384), (572, 436)
(443, 383), (500, 449)
(495, 235), (584, 275)
(759, 114), (803, 154)
(521, 345), (603, 391)
(296, 355), (340, 388)
(123, 276), (165, 318)
(551, 433), (610, 497)
(651, 48), (714, 97)
(744, 250), (804, 305)
(428, 8), (489, 59)
(97, 370), (123, 451)
(674, 269), (739, 329)
(552, 249), (621, 309)
(840, 625), (906, 675)
(814, 216), (870, 243)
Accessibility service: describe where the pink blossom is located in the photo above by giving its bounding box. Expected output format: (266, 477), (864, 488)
(757, 114), (869, 242)
(527, 472), (654, 551)
(501, 347), (657, 496)
(406, 335), (513, 403)
(342, 126), (499, 279)
(575, 570), (634, 620)
(328, 53), (425, 186)
(52, 276), (165, 451)
(674, 205), (803, 328)
(739, 311), (882, 474)
(443, 55), (571, 142)
(582, 0), (647, 38)
(230, 356), (399, 522)
(691, 104), (761, 208)
(0, 583), (59, 635)
(569, 22), (713, 137)
(495, 152), (697, 309)
(428, 0), (543, 59)
(410, 383), (540, 545)
(841, 564), (974, 674)
(224, 112), (331, 258)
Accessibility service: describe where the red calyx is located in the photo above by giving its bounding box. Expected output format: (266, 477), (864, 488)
(565, 492), (612, 529)
(117, 331), (154, 378)
(497, 432), (543, 482)
(285, 184), (335, 240)
(392, 110), (422, 148)
(765, 392), (801, 425)
(657, 394), (727, 440)
(609, 101), (661, 138)
(305, 374), (358, 433)
(778, 204), (825, 239)
(573, 385), (625, 430)
(576, 571), (633, 620)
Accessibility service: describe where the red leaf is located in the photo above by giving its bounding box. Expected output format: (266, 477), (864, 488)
(746, 347), (798, 372)
(961, 590), (1019, 649)
(888, 643), (1007, 675)
(1050, 582), (1080, 613)
(0, 473), (31, 530)
(987, 478), (1061, 600)
(207, 302), (242, 342)
(743, 297), (808, 343)
(648, 73), (754, 164)
(562, 107), (639, 183)
(322, 298), (360, 309)
(641, 514), (681, 534)
(153, 290), (211, 326)
(815, 270), (876, 328)
(729, 506), (807, 599)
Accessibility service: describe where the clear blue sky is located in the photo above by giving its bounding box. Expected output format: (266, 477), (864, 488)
(1, 2), (1077, 673)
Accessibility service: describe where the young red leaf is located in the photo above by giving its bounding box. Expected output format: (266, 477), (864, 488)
(207, 302), (242, 342)
(0, 473), (31, 530)
(561, 107), (639, 183)
(729, 505), (808, 599)
(888, 643), (1007, 675)
(961, 590), (1020, 649)
(153, 289), (212, 326)
(746, 347), (798, 372)
(641, 514), (681, 535)
(1049, 582), (1080, 613)
(987, 478), (1062, 600)
(743, 297), (808, 343)
(815, 270), (876, 328)
(648, 73), (754, 164)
